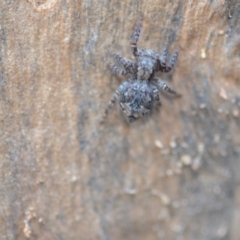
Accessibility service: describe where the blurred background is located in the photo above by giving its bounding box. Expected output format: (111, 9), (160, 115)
(0, 0), (240, 239)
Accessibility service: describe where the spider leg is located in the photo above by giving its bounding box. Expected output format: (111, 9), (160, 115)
(102, 91), (120, 122)
(164, 48), (179, 72)
(152, 85), (162, 107)
(154, 78), (181, 97)
(101, 81), (130, 123)
(112, 53), (134, 73)
(157, 47), (168, 71)
(131, 14), (143, 57)
(157, 47), (179, 73)
(106, 61), (127, 75)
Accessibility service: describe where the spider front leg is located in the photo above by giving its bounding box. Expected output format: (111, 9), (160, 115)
(157, 47), (179, 73)
(131, 14), (143, 57)
(106, 61), (127, 75)
(112, 53), (134, 74)
(154, 78), (181, 97)
(158, 47), (168, 70)
(152, 86), (162, 107)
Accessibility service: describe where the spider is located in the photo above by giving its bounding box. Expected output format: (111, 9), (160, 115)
(103, 15), (181, 123)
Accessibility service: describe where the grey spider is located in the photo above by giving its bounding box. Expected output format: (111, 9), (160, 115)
(104, 15), (181, 123)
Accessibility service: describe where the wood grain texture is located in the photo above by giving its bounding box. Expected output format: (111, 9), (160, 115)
(0, 0), (240, 239)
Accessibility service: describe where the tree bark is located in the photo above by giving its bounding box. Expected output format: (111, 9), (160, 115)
(0, 0), (240, 239)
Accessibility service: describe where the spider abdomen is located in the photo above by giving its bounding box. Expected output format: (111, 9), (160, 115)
(119, 80), (154, 122)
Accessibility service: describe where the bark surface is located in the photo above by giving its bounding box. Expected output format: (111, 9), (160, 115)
(0, 0), (240, 239)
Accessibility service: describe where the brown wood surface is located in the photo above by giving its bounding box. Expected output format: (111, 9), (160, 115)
(1, 0), (240, 239)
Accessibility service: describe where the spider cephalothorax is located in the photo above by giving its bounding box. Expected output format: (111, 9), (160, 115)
(104, 15), (181, 123)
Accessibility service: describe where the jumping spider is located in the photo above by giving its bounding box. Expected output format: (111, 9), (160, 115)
(104, 15), (181, 123)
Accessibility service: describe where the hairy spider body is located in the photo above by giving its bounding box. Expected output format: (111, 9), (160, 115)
(118, 80), (154, 122)
(104, 15), (181, 123)
(137, 49), (158, 80)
